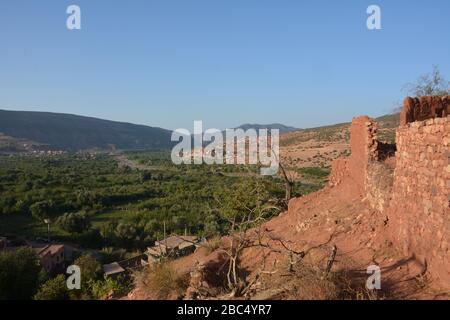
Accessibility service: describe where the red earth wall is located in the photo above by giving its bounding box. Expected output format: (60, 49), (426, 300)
(328, 96), (450, 286)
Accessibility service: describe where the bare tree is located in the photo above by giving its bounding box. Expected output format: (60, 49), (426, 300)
(278, 161), (295, 203)
(216, 181), (278, 296)
(403, 65), (449, 97)
(269, 146), (296, 203)
(392, 65), (449, 113)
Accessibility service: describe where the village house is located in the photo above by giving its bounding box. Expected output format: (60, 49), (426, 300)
(32, 244), (67, 273)
(145, 235), (200, 263)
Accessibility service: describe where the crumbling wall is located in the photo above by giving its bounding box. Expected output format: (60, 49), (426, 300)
(365, 161), (395, 212)
(316, 96), (450, 287)
(401, 96), (450, 126)
(388, 115), (450, 282)
(328, 116), (394, 211)
(329, 116), (379, 192)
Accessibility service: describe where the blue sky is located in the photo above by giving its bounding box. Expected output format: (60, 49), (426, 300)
(1, 0), (449, 130)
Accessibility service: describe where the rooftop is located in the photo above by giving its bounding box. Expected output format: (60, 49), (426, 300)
(155, 235), (198, 250)
(31, 244), (65, 257)
(103, 262), (126, 276)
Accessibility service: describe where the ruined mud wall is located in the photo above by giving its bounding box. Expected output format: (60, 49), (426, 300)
(329, 116), (379, 191)
(401, 96), (450, 125)
(328, 116), (394, 211)
(389, 116), (450, 282)
(365, 161), (394, 212)
(322, 96), (450, 285)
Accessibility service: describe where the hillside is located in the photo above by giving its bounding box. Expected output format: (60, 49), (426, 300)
(0, 110), (173, 151)
(0, 109), (398, 154)
(130, 108), (449, 301)
(280, 113), (399, 170)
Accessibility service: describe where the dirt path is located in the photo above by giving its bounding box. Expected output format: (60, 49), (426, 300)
(113, 154), (167, 171)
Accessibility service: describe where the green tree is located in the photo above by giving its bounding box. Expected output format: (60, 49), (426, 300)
(56, 212), (91, 234)
(73, 253), (102, 286)
(0, 248), (42, 300)
(115, 223), (137, 247)
(30, 200), (54, 222)
(34, 274), (69, 300)
(140, 171), (152, 182)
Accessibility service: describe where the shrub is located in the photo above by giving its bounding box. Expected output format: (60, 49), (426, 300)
(0, 248), (42, 300)
(73, 254), (102, 289)
(56, 212), (91, 234)
(91, 276), (131, 299)
(34, 274), (69, 300)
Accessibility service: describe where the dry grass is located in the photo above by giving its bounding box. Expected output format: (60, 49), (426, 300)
(134, 260), (189, 300)
(202, 236), (222, 255)
(251, 257), (385, 300)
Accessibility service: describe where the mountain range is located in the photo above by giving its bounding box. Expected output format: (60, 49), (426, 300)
(0, 109), (173, 151)
(0, 109), (298, 152)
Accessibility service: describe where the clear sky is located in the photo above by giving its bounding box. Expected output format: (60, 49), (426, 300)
(1, 0), (449, 130)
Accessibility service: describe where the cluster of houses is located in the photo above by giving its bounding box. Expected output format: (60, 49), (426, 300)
(102, 235), (202, 278)
(1, 234), (203, 279)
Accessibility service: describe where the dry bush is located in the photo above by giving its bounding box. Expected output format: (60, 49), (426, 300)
(202, 236), (222, 255)
(328, 270), (383, 300)
(255, 259), (340, 300)
(254, 256), (384, 300)
(134, 260), (189, 300)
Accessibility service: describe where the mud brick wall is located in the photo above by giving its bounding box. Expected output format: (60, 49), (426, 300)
(329, 158), (348, 187)
(329, 116), (394, 211)
(365, 161), (394, 212)
(325, 98), (450, 284)
(401, 96), (450, 126)
(389, 116), (450, 282)
(329, 116), (380, 192)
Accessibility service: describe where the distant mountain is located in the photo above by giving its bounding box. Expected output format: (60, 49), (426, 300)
(235, 123), (298, 134)
(0, 109), (174, 151)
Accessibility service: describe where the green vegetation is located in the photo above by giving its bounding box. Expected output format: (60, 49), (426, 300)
(295, 166), (331, 186)
(56, 212), (91, 234)
(32, 253), (131, 300)
(0, 248), (43, 300)
(34, 274), (69, 300)
(0, 151), (326, 252)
